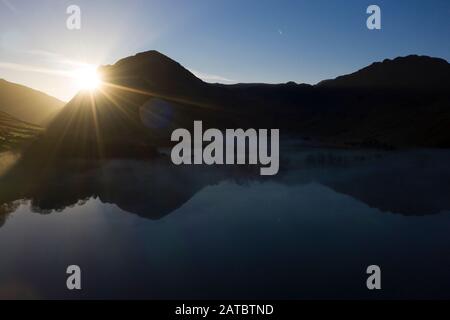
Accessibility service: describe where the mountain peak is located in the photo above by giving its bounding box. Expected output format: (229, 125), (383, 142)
(112, 50), (175, 67)
(318, 55), (450, 89)
(367, 55), (449, 70)
(99, 50), (204, 96)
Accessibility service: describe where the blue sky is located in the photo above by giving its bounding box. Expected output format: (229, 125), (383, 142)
(1, 0), (449, 101)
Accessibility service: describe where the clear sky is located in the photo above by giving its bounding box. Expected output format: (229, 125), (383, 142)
(1, 0), (449, 101)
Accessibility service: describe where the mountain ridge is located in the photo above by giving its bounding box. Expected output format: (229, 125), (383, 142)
(317, 55), (450, 89)
(17, 50), (450, 161)
(0, 79), (64, 125)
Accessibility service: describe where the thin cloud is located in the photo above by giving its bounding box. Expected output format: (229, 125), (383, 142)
(0, 62), (71, 77)
(23, 49), (90, 68)
(189, 69), (236, 84)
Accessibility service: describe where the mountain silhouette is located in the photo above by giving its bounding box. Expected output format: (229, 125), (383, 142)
(318, 55), (450, 89)
(18, 51), (450, 161)
(28, 51), (229, 160)
(100, 50), (205, 97)
(0, 79), (64, 125)
(310, 55), (450, 147)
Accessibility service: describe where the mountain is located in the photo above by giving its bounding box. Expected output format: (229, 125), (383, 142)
(310, 55), (450, 147)
(31, 51), (221, 159)
(0, 79), (64, 125)
(26, 51), (450, 162)
(0, 111), (42, 151)
(318, 55), (450, 90)
(99, 50), (205, 97)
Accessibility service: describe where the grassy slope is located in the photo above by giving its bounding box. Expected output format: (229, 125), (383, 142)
(0, 79), (64, 126)
(0, 110), (43, 151)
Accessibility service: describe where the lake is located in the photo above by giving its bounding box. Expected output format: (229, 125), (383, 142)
(1, 142), (450, 299)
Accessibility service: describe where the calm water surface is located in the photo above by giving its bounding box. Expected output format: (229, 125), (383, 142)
(0, 145), (450, 299)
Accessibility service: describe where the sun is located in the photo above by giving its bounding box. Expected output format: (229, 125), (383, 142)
(72, 65), (101, 91)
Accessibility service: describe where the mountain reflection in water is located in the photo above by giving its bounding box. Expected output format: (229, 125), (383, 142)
(1, 145), (450, 222)
(1, 143), (450, 299)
